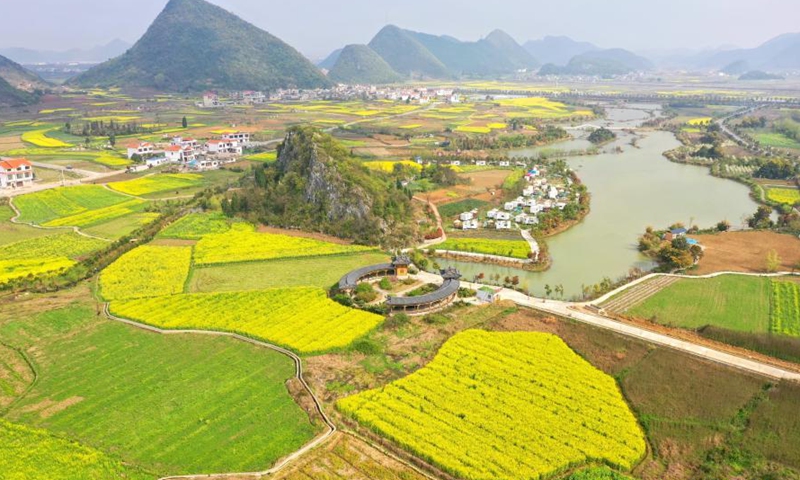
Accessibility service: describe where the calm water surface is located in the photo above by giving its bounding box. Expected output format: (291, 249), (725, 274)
(438, 106), (760, 298)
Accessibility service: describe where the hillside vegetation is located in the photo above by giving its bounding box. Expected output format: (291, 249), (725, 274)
(223, 126), (418, 246)
(71, 0), (329, 91)
(328, 44), (402, 85)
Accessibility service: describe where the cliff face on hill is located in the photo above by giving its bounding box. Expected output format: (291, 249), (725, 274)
(225, 127), (418, 246)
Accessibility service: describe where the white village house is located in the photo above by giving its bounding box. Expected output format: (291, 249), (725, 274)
(126, 142), (155, 159)
(0, 158), (34, 189)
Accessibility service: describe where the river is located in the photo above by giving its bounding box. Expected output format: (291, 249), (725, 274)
(437, 105), (761, 299)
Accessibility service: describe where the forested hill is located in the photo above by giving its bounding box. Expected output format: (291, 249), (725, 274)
(70, 0), (330, 91)
(366, 25), (536, 79)
(0, 53), (47, 91)
(223, 127), (418, 247)
(0, 76), (39, 106)
(328, 45), (402, 85)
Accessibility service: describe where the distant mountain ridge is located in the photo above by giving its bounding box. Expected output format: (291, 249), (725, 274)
(703, 32), (800, 70)
(523, 36), (599, 66)
(328, 44), (402, 85)
(539, 48), (653, 76)
(0, 40), (131, 64)
(330, 25), (536, 82)
(70, 0), (330, 91)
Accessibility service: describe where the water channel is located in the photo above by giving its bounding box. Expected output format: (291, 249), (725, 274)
(437, 105), (761, 298)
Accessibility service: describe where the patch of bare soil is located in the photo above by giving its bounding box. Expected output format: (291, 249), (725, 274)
(692, 231), (800, 275)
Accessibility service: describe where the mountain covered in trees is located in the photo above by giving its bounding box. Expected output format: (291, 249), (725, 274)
(223, 127), (418, 246)
(70, 0), (330, 91)
(0, 76), (39, 106)
(523, 36), (599, 66)
(539, 49), (653, 76)
(364, 25), (537, 80)
(328, 45), (402, 85)
(0, 54), (47, 90)
(368, 25), (452, 79)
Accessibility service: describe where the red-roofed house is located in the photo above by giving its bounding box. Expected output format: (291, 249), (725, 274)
(0, 158), (34, 189)
(126, 142), (155, 159)
(164, 145), (184, 163)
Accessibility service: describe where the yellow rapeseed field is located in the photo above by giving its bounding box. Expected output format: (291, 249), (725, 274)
(110, 287), (384, 353)
(338, 330), (646, 480)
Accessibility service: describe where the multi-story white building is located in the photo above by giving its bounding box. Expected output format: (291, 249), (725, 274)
(126, 142), (155, 159)
(0, 158), (34, 189)
(222, 132), (251, 145)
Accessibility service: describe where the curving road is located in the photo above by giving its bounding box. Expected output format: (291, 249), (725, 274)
(416, 270), (800, 381)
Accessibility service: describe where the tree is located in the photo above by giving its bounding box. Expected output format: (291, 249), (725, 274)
(108, 133), (116, 147)
(748, 206), (774, 230)
(766, 250), (781, 273)
(182, 116), (188, 129)
(544, 284), (552, 300)
(716, 220), (731, 232)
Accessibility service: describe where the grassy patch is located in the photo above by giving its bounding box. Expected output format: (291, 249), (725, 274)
(190, 252), (389, 292)
(14, 185), (130, 225)
(437, 199), (490, 219)
(2, 304), (318, 475)
(755, 132), (800, 150)
(437, 237), (530, 259)
(627, 276), (772, 333)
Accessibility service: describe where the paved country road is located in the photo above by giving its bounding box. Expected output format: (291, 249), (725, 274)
(417, 270), (800, 381)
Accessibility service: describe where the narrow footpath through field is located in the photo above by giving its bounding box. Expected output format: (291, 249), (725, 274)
(102, 304), (337, 480)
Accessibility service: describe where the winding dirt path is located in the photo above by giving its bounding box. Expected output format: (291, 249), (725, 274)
(6, 197), (112, 242)
(102, 304), (337, 480)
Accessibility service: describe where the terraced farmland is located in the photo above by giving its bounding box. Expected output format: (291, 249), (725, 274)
(13, 185), (131, 225)
(338, 330), (645, 480)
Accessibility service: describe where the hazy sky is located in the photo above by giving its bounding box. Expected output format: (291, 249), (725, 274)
(1, 0), (798, 58)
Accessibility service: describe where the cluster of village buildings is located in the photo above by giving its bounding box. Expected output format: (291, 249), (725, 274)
(0, 158), (34, 190)
(125, 131), (251, 172)
(199, 87), (460, 107)
(454, 167), (575, 231)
